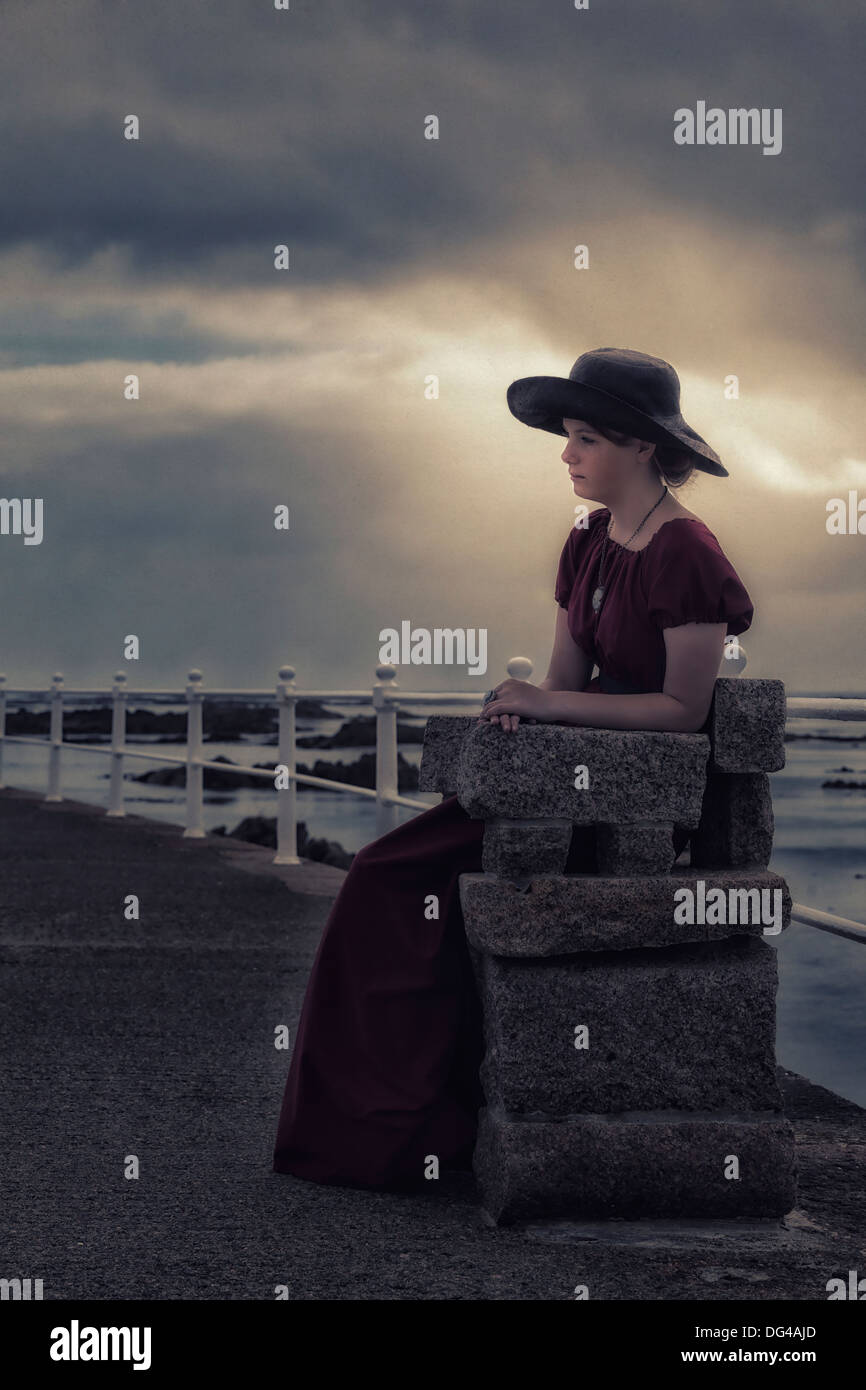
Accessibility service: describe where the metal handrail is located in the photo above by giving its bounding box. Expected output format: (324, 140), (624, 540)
(0, 665), (490, 863)
(0, 667), (863, 939)
(785, 697), (866, 721)
(790, 903), (866, 944)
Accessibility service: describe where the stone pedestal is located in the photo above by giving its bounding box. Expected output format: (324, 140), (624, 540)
(419, 678), (796, 1224)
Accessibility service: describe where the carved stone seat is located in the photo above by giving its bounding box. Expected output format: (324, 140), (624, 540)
(419, 678), (795, 1224)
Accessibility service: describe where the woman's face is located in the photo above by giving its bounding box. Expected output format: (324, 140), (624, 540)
(561, 418), (653, 502)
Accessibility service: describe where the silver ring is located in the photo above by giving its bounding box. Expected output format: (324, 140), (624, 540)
(482, 688), (497, 705)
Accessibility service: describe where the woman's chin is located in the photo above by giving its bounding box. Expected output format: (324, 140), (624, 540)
(572, 483), (598, 503)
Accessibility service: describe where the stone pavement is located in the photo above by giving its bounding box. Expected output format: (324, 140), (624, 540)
(0, 787), (863, 1301)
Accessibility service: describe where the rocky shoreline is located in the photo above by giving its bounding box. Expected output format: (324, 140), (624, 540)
(128, 749), (420, 792)
(3, 703), (426, 743)
(0, 705), (430, 866)
(8, 702), (863, 748)
(212, 816), (356, 869)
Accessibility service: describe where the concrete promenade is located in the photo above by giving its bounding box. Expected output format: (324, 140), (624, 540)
(1, 786), (863, 1301)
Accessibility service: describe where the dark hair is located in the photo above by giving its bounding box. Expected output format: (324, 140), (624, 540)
(577, 417), (696, 489)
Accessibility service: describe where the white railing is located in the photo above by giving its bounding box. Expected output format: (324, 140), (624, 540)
(0, 660), (530, 863)
(0, 664), (863, 940)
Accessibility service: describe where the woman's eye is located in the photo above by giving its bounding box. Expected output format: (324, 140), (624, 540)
(580, 435), (595, 444)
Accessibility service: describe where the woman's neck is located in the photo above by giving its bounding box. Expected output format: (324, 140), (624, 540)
(606, 480), (672, 543)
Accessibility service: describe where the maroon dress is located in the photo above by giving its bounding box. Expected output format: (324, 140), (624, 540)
(272, 509), (754, 1190)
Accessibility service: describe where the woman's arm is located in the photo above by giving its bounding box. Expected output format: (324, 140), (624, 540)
(486, 605), (594, 732)
(543, 621), (727, 733)
(538, 604), (594, 694)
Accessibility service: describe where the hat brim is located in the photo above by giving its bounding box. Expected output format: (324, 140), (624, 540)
(507, 376), (728, 477)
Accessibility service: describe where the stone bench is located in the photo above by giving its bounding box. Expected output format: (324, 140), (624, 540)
(418, 677), (796, 1224)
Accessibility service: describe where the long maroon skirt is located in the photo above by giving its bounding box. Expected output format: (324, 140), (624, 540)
(273, 794), (687, 1191)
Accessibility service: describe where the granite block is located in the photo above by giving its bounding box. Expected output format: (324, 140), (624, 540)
(473, 936), (782, 1114)
(459, 868), (791, 955)
(481, 819), (573, 877)
(455, 723), (710, 827)
(709, 679), (786, 773)
(595, 822), (676, 875)
(418, 714), (474, 793)
(691, 772), (774, 869)
(474, 1108), (797, 1223)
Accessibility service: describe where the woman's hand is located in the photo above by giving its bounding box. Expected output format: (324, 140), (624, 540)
(478, 680), (554, 733)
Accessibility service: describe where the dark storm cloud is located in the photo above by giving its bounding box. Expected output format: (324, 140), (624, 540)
(2, 0), (863, 281)
(0, 303), (270, 367)
(1, 0), (863, 696)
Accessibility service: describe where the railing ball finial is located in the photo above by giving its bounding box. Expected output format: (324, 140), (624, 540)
(375, 664), (397, 683)
(278, 665), (296, 683)
(113, 671), (128, 685)
(721, 640), (748, 676)
(187, 669), (203, 685)
(506, 656), (533, 681)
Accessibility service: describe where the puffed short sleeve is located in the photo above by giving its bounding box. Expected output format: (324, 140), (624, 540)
(645, 521), (754, 634)
(554, 529), (578, 608)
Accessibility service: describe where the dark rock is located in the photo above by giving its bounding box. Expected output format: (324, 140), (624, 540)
(130, 751), (419, 793)
(215, 815), (355, 868)
(133, 755), (276, 789)
(297, 715), (425, 749)
(297, 752), (419, 792)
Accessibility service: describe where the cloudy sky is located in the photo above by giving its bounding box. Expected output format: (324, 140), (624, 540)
(1, 0), (863, 699)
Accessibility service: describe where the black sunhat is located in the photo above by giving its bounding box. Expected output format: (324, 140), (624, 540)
(506, 346), (728, 477)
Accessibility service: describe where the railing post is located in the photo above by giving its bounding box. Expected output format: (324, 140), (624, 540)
(183, 668), (205, 839)
(46, 672), (64, 802)
(274, 664), (301, 865)
(107, 671), (128, 817)
(373, 663), (400, 838)
(0, 674), (6, 790)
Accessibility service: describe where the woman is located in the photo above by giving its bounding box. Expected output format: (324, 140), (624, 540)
(273, 347), (753, 1192)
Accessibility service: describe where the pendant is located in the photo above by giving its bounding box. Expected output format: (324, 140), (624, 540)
(592, 585), (605, 612)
